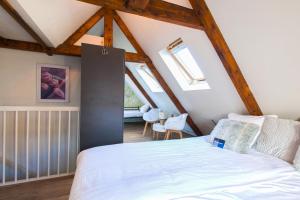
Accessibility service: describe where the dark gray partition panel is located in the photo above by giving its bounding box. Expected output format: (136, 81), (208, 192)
(80, 44), (125, 151)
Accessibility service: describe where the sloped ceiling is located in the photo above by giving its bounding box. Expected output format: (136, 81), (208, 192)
(206, 0), (300, 119)
(0, 6), (35, 42)
(9, 0), (100, 47)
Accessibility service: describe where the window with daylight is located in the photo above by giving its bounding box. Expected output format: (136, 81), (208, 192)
(159, 38), (210, 91)
(136, 66), (163, 93)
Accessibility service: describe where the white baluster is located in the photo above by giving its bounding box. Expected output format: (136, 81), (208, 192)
(67, 111), (71, 173)
(2, 112), (6, 184)
(57, 111), (61, 175)
(26, 111), (30, 180)
(15, 111), (18, 182)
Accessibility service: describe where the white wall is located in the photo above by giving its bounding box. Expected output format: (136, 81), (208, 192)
(0, 48), (81, 107)
(0, 48), (81, 180)
(206, 0), (300, 120)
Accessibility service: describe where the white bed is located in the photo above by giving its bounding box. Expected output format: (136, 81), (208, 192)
(70, 137), (300, 200)
(124, 110), (144, 118)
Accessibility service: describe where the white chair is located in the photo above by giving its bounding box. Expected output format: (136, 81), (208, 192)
(142, 108), (160, 136)
(152, 113), (188, 140)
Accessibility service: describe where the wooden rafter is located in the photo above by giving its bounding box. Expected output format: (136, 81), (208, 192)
(77, 0), (204, 30)
(0, 38), (146, 63)
(189, 0), (262, 115)
(104, 8), (113, 47)
(113, 12), (202, 135)
(0, 0), (52, 55)
(125, 67), (157, 108)
(126, 0), (150, 10)
(60, 8), (105, 46)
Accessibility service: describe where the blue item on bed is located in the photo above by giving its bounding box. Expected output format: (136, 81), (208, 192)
(213, 138), (225, 149)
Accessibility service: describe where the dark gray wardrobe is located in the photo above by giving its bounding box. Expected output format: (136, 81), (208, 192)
(80, 44), (125, 151)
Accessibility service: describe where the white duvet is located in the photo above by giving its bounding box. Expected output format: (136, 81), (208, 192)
(70, 137), (300, 200)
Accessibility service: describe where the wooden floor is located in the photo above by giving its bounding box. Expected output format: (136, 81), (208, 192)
(0, 123), (191, 200)
(0, 175), (73, 200)
(124, 122), (153, 143)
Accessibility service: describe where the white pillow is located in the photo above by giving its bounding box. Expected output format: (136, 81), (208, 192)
(255, 117), (300, 163)
(294, 146), (300, 171)
(210, 119), (260, 153)
(139, 104), (150, 113)
(228, 113), (265, 147)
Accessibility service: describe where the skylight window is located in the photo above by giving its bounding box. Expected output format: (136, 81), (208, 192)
(159, 38), (210, 91)
(136, 66), (163, 93)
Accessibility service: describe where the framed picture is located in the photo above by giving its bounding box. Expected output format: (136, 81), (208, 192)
(37, 64), (69, 102)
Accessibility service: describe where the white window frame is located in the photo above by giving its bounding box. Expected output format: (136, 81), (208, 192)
(160, 38), (210, 91)
(136, 66), (163, 93)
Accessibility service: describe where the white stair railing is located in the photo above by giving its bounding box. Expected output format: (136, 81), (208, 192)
(0, 106), (80, 186)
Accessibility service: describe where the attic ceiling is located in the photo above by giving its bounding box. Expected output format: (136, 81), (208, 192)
(2, 0), (192, 47)
(0, 0), (266, 134)
(0, 5), (34, 42)
(8, 0), (100, 47)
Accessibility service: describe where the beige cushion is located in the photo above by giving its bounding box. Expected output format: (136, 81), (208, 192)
(228, 113), (265, 147)
(210, 119), (259, 154)
(255, 117), (300, 163)
(294, 147), (300, 171)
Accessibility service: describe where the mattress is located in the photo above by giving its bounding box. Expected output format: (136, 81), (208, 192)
(124, 110), (143, 118)
(70, 137), (300, 200)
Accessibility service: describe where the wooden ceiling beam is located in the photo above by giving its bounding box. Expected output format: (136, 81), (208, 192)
(125, 52), (148, 63)
(60, 8), (105, 47)
(126, 0), (150, 10)
(104, 8), (113, 47)
(0, 38), (147, 63)
(125, 67), (157, 108)
(112, 12), (202, 135)
(0, 38), (46, 53)
(0, 0), (52, 55)
(189, 0), (262, 115)
(77, 0), (204, 30)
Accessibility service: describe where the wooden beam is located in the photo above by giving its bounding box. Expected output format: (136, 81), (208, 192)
(60, 8), (105, 46)
(125, 67), (157, 108)
(0, 37), (45, 53)
(0, 0), (52, 55)
(125, 52), (148, 63)
(113, 12), (202, 135)
(126, 0), (150, 10)
(0, 38), (147, 62)
(113, 10), (145, 55)
(77, 0), (204, 30)
(189, 0), (262, 116)
(104, 8), (113, 47)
